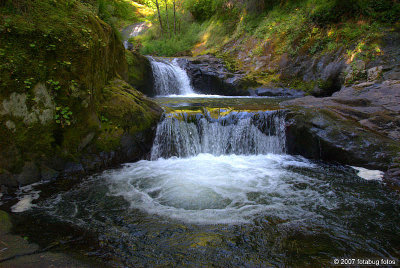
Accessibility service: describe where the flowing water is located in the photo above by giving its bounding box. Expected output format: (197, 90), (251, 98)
(3, 64), (400, 266)
(148, 57), (195, 96)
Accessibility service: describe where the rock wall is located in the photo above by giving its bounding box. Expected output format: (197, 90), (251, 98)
(211, 29), (400, 97)
(0, 1), (162, 187)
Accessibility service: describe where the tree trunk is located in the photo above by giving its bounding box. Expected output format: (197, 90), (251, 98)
(173, 0), (176, 35)
(165, 0), (170, 37)
(154, 0), (163, 36)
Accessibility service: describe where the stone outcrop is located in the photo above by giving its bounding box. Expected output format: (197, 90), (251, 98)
(177, 55), (253, 95)
(282, 81), (400, 178)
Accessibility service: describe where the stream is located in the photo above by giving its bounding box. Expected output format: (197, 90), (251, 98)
(2, 57), (400, 266)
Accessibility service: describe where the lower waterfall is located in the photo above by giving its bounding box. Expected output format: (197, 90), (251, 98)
(151, 110), (286, 159)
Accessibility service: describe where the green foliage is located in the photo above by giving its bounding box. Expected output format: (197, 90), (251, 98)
(139, 22), (202, 56)
(96, 0), (139, 28)
(55, 106), (73, 127)
(47, 79), (61, 92)
(137, 4), (206, 56)
(310, 0), (400, 26)
(23, 78), (34, 89)
(184, 0), (215, 21)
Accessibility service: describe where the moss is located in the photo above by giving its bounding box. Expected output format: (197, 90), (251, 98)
(0, 0), (131, 175)
(190, 233), (222, 248)
(0, 210), (12, 235)
(94, 79), (161, 152)
(125, 51), (153, 95)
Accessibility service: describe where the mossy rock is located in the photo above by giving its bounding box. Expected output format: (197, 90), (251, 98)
(95, 78), (162, 153)
(0, 210), (12, 235)
(0, 1), (161, 186)
(125, 51), (155, 96)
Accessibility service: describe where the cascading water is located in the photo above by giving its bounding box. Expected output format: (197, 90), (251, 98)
(148, 56), (195, 95)
(150, 110), (286, 159)
(12, 74), (400, 266)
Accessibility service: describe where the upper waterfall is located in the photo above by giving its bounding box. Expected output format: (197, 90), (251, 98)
(147, 56), (195, 96)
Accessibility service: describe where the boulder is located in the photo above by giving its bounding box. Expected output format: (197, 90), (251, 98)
(16, 162), (40, 185)
(282, 82), (400, 170)
(176, 55), (252, 95)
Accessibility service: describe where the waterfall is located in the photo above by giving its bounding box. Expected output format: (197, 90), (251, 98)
(147, 57), (195, 96)
(151, 110), (286, 159)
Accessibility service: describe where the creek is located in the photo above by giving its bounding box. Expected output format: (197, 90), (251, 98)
(3, 57), (400, 266)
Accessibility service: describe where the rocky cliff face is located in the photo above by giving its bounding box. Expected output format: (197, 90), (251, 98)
(208, 28), (400, 97)
(0, 1), (162, 187)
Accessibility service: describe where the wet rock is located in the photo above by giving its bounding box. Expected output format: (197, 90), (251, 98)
(40, 165), (59, 181)
(177, 55), (251, 95)
(78, 132), (95, 151)
(384, 156), (400, 189)
(63, 162), (85, 175)
(126, 51), (155, 96)
(0, 210), (93, 267)
(0, 170), (17, 187)
(80, 154), (103, 172)
(123, 40), (134, 50)
(248, 87), (305, 97)
(16, 162), (40, 185)
(282, 82), (400, 170)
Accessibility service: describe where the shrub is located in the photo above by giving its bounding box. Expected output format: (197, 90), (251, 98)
(184, 0), (215, 21)
(310, 0), (400, 26)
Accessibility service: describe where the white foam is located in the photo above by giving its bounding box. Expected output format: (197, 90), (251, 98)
(106, 154), (330, 224)
(148, 57), (195, 95)
(11, 181), (43, 213)
(11, 195), (37, 213)
(158, 94), (274, 98)
(351, 166), (384, 181)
